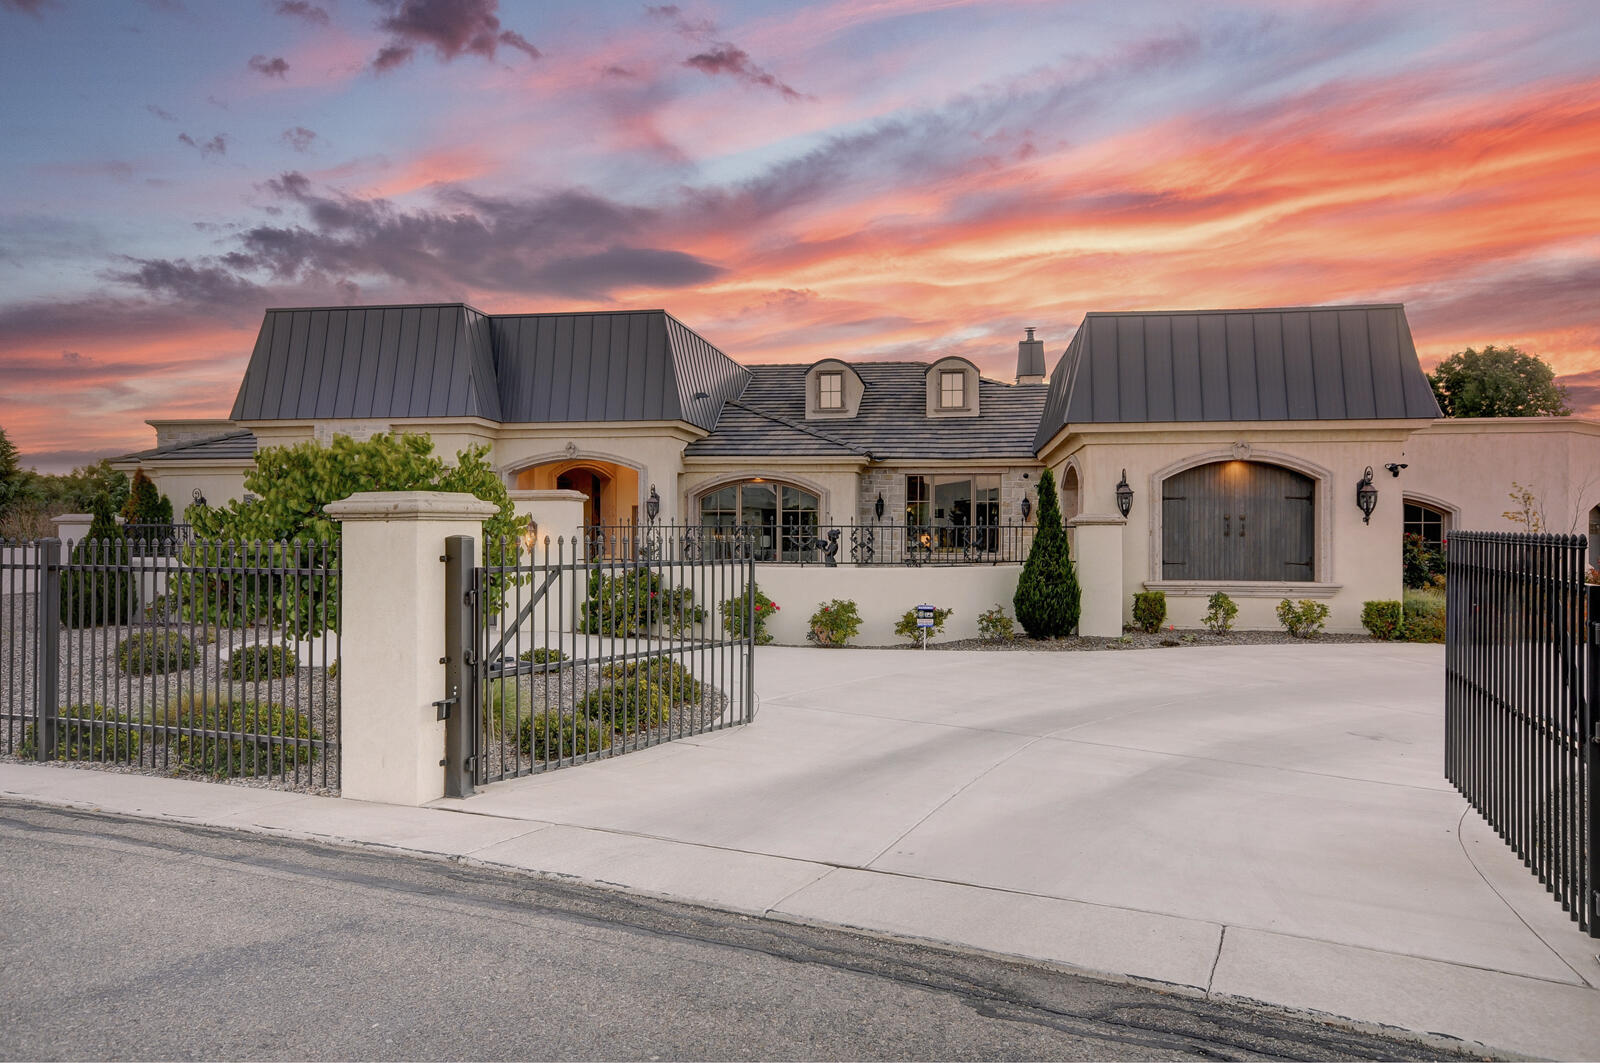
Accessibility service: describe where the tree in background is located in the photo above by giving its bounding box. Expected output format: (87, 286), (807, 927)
(121, 469), (174, 532)
(59, 493), (133, 628)
(1429, 345), (1572, 418)
(0, 426), (21, 520)
(1012, 467), (1081, 638)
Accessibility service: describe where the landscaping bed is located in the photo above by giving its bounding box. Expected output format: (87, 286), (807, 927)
(882, 629), (1383, 651)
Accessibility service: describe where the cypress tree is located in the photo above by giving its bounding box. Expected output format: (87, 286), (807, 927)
(60, 493), (133, 628)
(1012, 467), (1082, 638)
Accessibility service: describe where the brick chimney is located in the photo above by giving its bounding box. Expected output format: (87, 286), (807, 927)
(1016, 327), (1046, 385)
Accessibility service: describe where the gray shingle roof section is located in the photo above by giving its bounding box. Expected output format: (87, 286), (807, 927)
(230, 304), (502, 422)
(687, 363), (1047, 460)
(116, 430), (258, 463)
(1034, 304), (1442, 449)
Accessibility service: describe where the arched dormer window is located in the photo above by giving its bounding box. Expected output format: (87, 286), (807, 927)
(925, 356), (980, 418)
(805, 359), (864, 419)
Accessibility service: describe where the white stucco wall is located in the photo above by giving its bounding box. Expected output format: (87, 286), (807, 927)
(749, 563), (1023, 645)
(1045, 423), (1421, 633)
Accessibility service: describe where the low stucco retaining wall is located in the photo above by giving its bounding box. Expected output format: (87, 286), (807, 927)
(750, 563), (1024, 646)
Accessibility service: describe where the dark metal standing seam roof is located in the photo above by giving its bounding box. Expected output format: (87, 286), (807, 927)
(1034, 304), (1443, 450)
(230, 304), (502, 422)
(687, 363), (1047, 461)
(116, 430), (259, 463)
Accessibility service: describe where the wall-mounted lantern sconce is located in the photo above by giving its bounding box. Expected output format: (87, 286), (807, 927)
(646, 483), (660, 524)
(1384, 462), (1407, 478)
(191, 487), (207, 508)
(520, 521), (540, 551)
(874, 492), (885, 521)
(1115, 469), (1133, 518)
(1021, 493), (1033, 522)
(1356, 466), (1378, 524)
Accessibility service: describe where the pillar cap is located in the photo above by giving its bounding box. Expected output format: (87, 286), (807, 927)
(1066, 512), (1127, 527)
(324, 491), (500, 522)
(507, 489), (589, 503)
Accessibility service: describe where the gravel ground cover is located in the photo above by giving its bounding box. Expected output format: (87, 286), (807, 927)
(476, 655), (738, 781)
(0, 592), (339, 794)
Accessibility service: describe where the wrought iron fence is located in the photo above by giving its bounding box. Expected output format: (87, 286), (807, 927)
(443, 532), (755, 793)
(122, 523), (194, 557)
(1445, 531), (1597, 936)
(577, 521), (1036, 565)
(0, 536), (340, 792)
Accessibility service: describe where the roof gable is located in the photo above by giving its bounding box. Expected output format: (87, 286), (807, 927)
(1034, 303), (1442, 449)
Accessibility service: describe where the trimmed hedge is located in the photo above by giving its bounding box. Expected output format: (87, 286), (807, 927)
(169, 699), (319, 776)
(579, 677), (669, 733)
(1131, 591), (1167, 634)
(1360, 601), (1404, 640)
(520, 711), (610, 761)
(117, 631), (198, 675)
(21, 703), (141, 761)
(228, 643), (297, 681)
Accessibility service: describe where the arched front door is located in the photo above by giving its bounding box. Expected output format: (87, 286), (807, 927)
(1161, 461), (1315, 580)
(556, 468), (607, 530)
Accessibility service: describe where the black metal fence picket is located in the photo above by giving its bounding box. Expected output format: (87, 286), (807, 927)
(580, 521), (1035, 566)
(0, 535), (340, 792)
(445, 529), (756, 794)
(1445, 531), (1597, 936)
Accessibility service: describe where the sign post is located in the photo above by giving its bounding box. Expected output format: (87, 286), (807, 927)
(915, 603), (935, 650)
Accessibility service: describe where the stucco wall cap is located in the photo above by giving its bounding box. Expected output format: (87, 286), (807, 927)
(324, 491), (500, 522)
(1067, 512), (1127, 527)
(508, 489), (590, 503)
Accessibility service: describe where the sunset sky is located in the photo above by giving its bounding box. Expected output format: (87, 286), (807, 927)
(3, 0), (1598, 471)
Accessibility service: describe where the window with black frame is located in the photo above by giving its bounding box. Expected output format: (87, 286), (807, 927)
(905, 474), (1000, 552)
(1403, 501), (1447, 547)
(699, 481), (820, 560)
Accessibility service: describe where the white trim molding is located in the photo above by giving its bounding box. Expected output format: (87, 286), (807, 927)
(1143, 579), (1342, 598)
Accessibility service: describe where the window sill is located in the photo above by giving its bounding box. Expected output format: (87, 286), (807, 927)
(1143, 580), (1341, 598)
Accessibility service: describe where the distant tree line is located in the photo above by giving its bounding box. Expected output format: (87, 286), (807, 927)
(0, 425), (132, 539)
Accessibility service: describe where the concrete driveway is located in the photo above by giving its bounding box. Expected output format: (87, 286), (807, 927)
(439, 643), (1600, 1059)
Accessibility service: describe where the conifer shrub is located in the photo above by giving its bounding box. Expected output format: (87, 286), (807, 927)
(1012, 468), (1081, 638)
(1131, 591), (1167, 633)
(59, 494), (135, 628)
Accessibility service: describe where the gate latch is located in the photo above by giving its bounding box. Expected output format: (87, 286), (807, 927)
(434, 695), (457, 721)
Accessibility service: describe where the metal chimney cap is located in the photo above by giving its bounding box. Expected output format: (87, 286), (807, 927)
(1024, 327), (1036, 340)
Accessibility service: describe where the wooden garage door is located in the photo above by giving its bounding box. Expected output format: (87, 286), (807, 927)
(1161, 461), (1314, 581)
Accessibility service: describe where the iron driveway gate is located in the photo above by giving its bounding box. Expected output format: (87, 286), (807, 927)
(1445, 531), (1598, 935)
(442, 529), (757, 797)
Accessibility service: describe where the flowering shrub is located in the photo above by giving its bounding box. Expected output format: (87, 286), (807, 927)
(1276, 598), (1330, 639)
(1403, 533), (1446, 589)
(720, 583), (778, 645)
(579, 570), (703, 636)
(807, 598), (862, 647)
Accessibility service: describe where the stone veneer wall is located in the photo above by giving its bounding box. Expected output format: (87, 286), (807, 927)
(855, 466), (1041, 527)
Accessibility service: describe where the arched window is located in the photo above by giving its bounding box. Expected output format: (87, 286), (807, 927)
(1061, 466), (1080, 522)
(1403, 500), (1449, 547)
(699, 480), (820, 561)
(1161, 461), (1315, 581)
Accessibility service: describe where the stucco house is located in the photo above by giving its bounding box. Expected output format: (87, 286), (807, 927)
(114, 300), (1600, 637)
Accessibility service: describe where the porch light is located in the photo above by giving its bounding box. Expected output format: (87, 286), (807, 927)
(1356, 466), (1378, 524)
(646, 484), (660, 524)
(875, 492), (885, 520)
(1021, 493), (1032, 522)
(520, 521), (539, 551)
(1115, 470), (1133, 518)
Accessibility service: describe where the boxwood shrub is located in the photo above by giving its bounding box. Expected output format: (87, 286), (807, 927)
(520, 711), (610, 761)
(1360, 600), (1404, 640)
(20, 703), (141, 761)
(1131, 591), (1167, 633)
(227, 643), (297, 681)
(117, 631), (198, 675)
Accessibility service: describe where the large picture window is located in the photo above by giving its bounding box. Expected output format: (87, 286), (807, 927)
(905, 474), (1000, 550)
(699, 480), (819, 561)
(1161, 461), (1315, 581)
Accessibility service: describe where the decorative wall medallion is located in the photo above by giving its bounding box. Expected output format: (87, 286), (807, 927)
(564, 441), (578, 458)
(1232, 441), (1252, 460)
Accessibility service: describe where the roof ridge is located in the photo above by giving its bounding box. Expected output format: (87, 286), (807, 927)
(724, 399), (874, 459)
(1080, 303), (1403, 318)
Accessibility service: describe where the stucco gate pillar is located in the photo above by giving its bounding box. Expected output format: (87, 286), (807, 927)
(1068, 513), (1126, 638)
(325, 491), (499, 806)
(508, 489), (589, 559)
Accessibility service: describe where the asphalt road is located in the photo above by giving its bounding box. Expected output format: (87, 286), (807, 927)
(0, 802), (1489, 1062)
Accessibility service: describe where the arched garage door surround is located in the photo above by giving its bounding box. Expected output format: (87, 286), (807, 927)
(1149, 451), (1333, 586)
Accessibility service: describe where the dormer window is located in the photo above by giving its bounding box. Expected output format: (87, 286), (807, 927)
(939, 370), (966, 409)
(818, 371), (844, 410)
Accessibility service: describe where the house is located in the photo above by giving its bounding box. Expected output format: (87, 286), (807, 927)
(114, 301), (1600, 637)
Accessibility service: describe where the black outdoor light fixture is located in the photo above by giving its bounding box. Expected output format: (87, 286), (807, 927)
(1021, 492), (1033, 522)
(874, 492), (885, 520)
(1384, 462), (1408, 477)
(1356, 466), (1379, 524)
(191, 487), (206, 508)
(646, 483), (660, 524)
(1115, 469), (1133, 518)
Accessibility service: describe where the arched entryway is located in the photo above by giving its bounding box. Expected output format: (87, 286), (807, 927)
(515, 459), (641, 530)
(1161, 460), (1315, 580)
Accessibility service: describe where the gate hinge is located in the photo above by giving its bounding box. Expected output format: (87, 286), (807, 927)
(433, 695), (456, 720)
(461, 649), (477, 667)
(464, 755), (477, 774)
